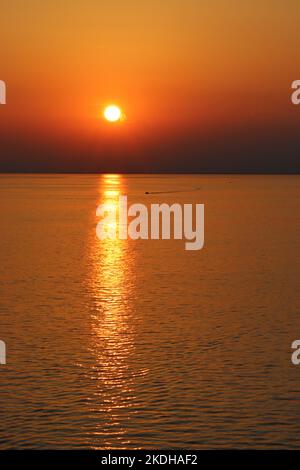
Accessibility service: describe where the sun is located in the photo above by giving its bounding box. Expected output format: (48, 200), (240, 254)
(104, 105), (122, 122)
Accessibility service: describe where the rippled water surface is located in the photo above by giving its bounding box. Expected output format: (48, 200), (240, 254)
(0, 174), (300, 449)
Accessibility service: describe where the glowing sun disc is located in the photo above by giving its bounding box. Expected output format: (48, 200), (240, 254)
(104, 105), (122, 122)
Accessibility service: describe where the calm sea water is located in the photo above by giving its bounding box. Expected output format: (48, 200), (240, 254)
(0, 174), (300, 449)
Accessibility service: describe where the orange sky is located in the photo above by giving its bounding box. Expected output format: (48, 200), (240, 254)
(0, 1), (300, 172)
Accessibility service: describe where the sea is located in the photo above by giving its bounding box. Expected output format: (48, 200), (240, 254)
(0, 174), (300, 449)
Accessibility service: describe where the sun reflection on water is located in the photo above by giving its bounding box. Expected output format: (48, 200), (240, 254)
(88, 174), (137, 448)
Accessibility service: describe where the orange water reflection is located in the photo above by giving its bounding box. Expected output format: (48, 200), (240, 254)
(88, 174), (137, 448)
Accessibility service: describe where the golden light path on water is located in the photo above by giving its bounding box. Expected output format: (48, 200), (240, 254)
(87, 175), (142, 449)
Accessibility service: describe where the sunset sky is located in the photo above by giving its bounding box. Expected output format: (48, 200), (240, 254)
(0, 0), (299, 172)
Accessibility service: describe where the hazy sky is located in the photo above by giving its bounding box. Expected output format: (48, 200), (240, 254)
(0, 0), (300, 172)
